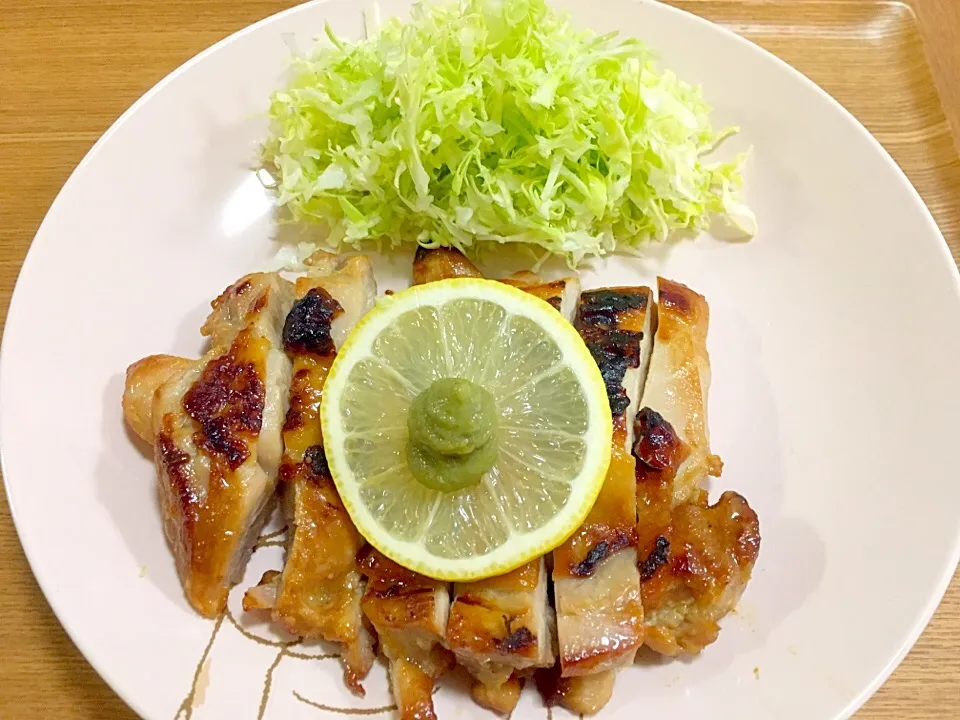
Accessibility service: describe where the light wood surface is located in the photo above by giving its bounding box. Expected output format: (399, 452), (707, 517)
(1, 0), (958, 717)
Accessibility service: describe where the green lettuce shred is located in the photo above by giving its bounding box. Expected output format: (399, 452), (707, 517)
(264, 0), (755, 266)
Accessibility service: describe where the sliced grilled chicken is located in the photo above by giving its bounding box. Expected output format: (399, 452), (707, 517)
(123, 272), (294, 617)
(501, 272), (582, 320)
(470, 675), (525, 715)
(633, 278), (760, 656)
(446, 558), (555, 714)
(412, 251), (565, 715)
(536, 662), (615, 716)
(635, 484), (760, 655)
(359, 549), (455, 720)
(636, 278), (723, 508)
(123, 355), (196, 445)
(549, 287), (654, 713)
(411, 245), (482, 285)
(242, 254), (377, 694)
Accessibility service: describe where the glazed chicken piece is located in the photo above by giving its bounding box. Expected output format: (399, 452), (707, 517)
(411, 245), (482, 285)
(122, 273), (294, 617)
(359, 549), (455, 720)
(548, 287), (655, 715)
(242, 254), (377, 694)
(636, 278), (723, 508)
(501, 271), (582, 320)
(445, 561), (554, 712)
(633, 278), (760, 655)
(446, 553), (555, 714)
(635, 484), (760, 655)
(123, 355), (195, 445)
(536, 661), (616, 716)
(413, 251), (562, 715)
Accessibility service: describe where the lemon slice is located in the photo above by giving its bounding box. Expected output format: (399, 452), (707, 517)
(320, 278), (612, 581)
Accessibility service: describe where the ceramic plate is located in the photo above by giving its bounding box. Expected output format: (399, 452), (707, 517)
(3, 0), (960, 718)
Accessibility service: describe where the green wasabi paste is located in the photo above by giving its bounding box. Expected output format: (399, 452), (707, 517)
(406, 377), (498, 492)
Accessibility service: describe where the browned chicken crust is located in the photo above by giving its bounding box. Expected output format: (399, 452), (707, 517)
(633, 278), (761, 657)
(123, 355), (194, 444)
(638, 489), (760, 656)
(412, 246), (482, 285)
(446, 561), (545, 666)
(500, 271), (581, 321)
(125, 273), (293, 617)
(536, 665), (615, 716)
(243, 256), (377, 694)
(638, 278), (723, 506)
(359, 550), (454, 720)
(446, 559), (554, 713)
(552, 288), (652, 686)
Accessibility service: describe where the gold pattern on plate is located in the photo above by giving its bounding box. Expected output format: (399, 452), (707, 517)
(257, 649), (286, 720)
(172, 527), (559, 718)
(253, 526), (288, 551)
(174, 614), (224, 720)
(174, 526), (381, 719)
(225, 604), (299, 649)
(292, 691), (397, 715)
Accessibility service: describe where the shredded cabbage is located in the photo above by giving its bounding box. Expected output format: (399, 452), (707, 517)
(264, 0), (755, 265)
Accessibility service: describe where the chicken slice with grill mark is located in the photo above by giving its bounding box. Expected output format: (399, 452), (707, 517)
(633, 278), (760, 656)
(446, 552), (556, 715)
(636, 278), (723, 508)
(242, 253), (377, 694)
(122, 272), (294, 617)
(547, 287), (654, 715)
(634, 482), (760, 655)
(359, 549), (455, 720)
(501, 271), (582, 321)
(123, 355), (196, 445)
(411, 245), (483, 285)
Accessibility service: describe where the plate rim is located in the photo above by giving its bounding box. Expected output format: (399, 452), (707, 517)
(2, 0), (959, 718)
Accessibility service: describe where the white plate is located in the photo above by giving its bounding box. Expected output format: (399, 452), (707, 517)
(3, 0), (960, 718)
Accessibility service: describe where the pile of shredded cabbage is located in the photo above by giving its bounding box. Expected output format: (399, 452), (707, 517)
(264, 0), (755, 266)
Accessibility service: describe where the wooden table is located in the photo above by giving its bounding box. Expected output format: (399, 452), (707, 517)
(1, 0), (958, 717)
